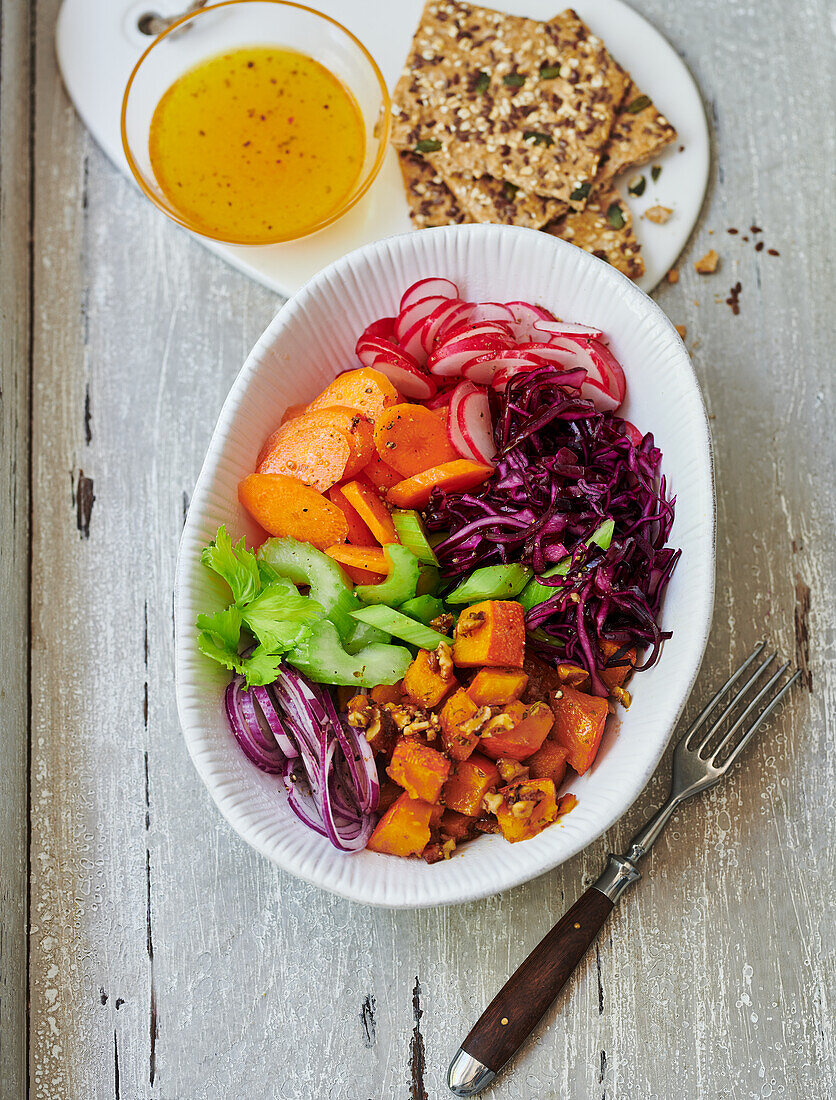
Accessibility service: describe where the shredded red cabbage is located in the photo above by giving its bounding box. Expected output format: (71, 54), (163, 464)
(225, 667), (379, 851)
(425, 365), (680, 694)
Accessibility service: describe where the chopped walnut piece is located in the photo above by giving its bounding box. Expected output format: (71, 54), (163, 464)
(474, 818), (500, 834)
(460, 705), (492, 736)
(482, 791), (503, 815)
(644, 205), (673, 224)
(511, 799), (536, 819)
(612, 685), (632, 709)
(667, 267), (680, 284)
(497, 758), (529, 783)
(675, 325), (687, 339)
(431, 614), (456, 636)
(456, 610), (485, 636)
(695, 249), (719, 274)
(364, 717), (381, 743)
(435, 640), (454, 679)
(480, 712), (515, 737)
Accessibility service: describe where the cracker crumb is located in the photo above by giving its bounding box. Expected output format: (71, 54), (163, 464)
(667, 267), (679, 284)
(695, 249), (719, 274)
(675, 324), (687, 339)
(644, 205), (673, 224)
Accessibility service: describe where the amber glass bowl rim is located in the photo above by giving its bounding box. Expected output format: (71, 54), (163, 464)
(121, 0), (392, 246)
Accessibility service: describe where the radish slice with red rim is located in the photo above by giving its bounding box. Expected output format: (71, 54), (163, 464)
(425, 384), (458, 409)
(434, 301), (476, 344)
(359, 316), (396, 343)
(428, 333), (512, 377)
(434, 321), (515, 352)
(505, 300), (556, 342)
(370, 353), (437, 399)
(533, 319), (604, 340)
(356, 335), (420, 371)
(395, 296), (449, 345)
(469, 301), (516, 325)
(618, 418), (644, 446)
(399, 277), (459, 314)
(422, 300), (468, 351)
(448, 381), (496, 464)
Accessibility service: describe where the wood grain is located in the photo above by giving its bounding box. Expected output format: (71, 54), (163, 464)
(4, 0), (835, 1097)
(0, 1), (32, 1095)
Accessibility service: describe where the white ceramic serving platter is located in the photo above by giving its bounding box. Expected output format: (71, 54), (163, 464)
(57, 0), (709, 296)
(174, 223), (715, 908)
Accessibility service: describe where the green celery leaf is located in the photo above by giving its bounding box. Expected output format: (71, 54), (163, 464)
(239, 646), (284, 687)
(240, 580), (322, 653)
(201, 526), (261, 605)
(197, 605), (245, 674)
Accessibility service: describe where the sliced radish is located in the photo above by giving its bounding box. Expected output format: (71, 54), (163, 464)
(369, 353), (436, 400)
(435, 321), (515, 348)
(422, 300), (468, 351)
(424, 384), (457, 410)
(434, 301), (476, 344)
(428, 332), (512, 378)
(619, 419), (644, 446)
(505, 300), (556, 342)
(395, 296), (449, 346)
(359, 316), (396, 343)
(541, 336), (626, 407)
(468, 301), (516, 325)
(533, 319), (604, 340)
(398, 277), (459, 314)
(448, 381), (496, 464)
(356, 335), (420, 371)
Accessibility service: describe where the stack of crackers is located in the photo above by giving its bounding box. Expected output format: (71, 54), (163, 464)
(392, 1), (677, 280)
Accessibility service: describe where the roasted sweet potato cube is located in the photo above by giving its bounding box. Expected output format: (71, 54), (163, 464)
(478, 701), (554, 760)
(403, 648), (458, 708)
(494, 779), (558, 843)
(440, 809), (478, 843)
(387, 738), (451, 803)
(371, 682), (404, 705)
(439, 688), (482, 761)
(466, 667), (529, 706)
(527, 740), (568, 788)
(552, 685), (609, 775)
(453, 601), (525, 668)
(366, 793), (433, 857)
(428, 802), (445, 834)
(442, 753), (500, 817)
(599, 639), (637, 692)
(376, 776), (403, 815)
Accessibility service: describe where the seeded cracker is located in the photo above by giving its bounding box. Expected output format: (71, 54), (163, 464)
(596, 79), (677, 184)
(546, 184), (644, 279)
(435, 166), (568, 228)
(398, 151), (473, 228)
(390, 1), (628, 207)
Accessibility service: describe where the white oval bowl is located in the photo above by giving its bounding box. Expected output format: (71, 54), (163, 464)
(174, 224), (715, 909)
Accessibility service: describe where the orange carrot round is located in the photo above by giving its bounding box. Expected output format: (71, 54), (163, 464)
(340, 479), (399, 545)
(363, 450), (403, 491)
(238, 473), (348, 550)
(257, 405), (373, 490)
(386, 460), (494, 508)
(305, 368), (399, 423)
(373, 403), (459, 477)
(327, 484), (376, 545)
(325, 544), (388, 580)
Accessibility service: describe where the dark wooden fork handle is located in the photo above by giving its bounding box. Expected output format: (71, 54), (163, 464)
(461, 887), (614, 1073)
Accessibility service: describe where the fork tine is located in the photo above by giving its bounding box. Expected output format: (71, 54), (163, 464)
(691, 649), (776, 756)
(713, 666), (801, 770)
(679, 641), (767, 750)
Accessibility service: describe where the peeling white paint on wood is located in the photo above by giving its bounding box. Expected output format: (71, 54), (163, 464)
(3, 0), (835, 1097)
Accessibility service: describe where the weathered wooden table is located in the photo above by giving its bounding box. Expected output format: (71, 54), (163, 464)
(2, 1), (834, 1096)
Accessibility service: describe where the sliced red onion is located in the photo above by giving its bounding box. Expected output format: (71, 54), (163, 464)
(226, 665), (380, 853)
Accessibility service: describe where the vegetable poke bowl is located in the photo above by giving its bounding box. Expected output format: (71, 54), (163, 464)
(174, 224), (714, 908)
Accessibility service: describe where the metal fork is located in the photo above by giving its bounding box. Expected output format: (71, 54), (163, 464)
(448, 643), (801, 1096)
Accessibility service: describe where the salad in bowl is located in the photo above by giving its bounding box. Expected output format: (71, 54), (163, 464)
(193, 275), (680, 863)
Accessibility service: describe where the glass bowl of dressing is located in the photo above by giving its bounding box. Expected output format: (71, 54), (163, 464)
(121, 0), (390, 245)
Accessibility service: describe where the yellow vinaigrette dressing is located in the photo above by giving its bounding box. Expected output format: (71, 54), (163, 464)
(149, 47), (365, 243)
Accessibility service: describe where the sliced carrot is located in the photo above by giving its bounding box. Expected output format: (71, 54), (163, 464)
(280, 401), (309, 425)
(325, 544), (388, 580)
(327, 484), (376, 546)
(238, 474), (348, 550)
(363, 450), (403, 491)
(386, 460), (494, 509)
(305, 368), (399, 423)
(373, 403), (459, 478)
(257, 405), (374, 489)
(341, 479), (399, 545)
